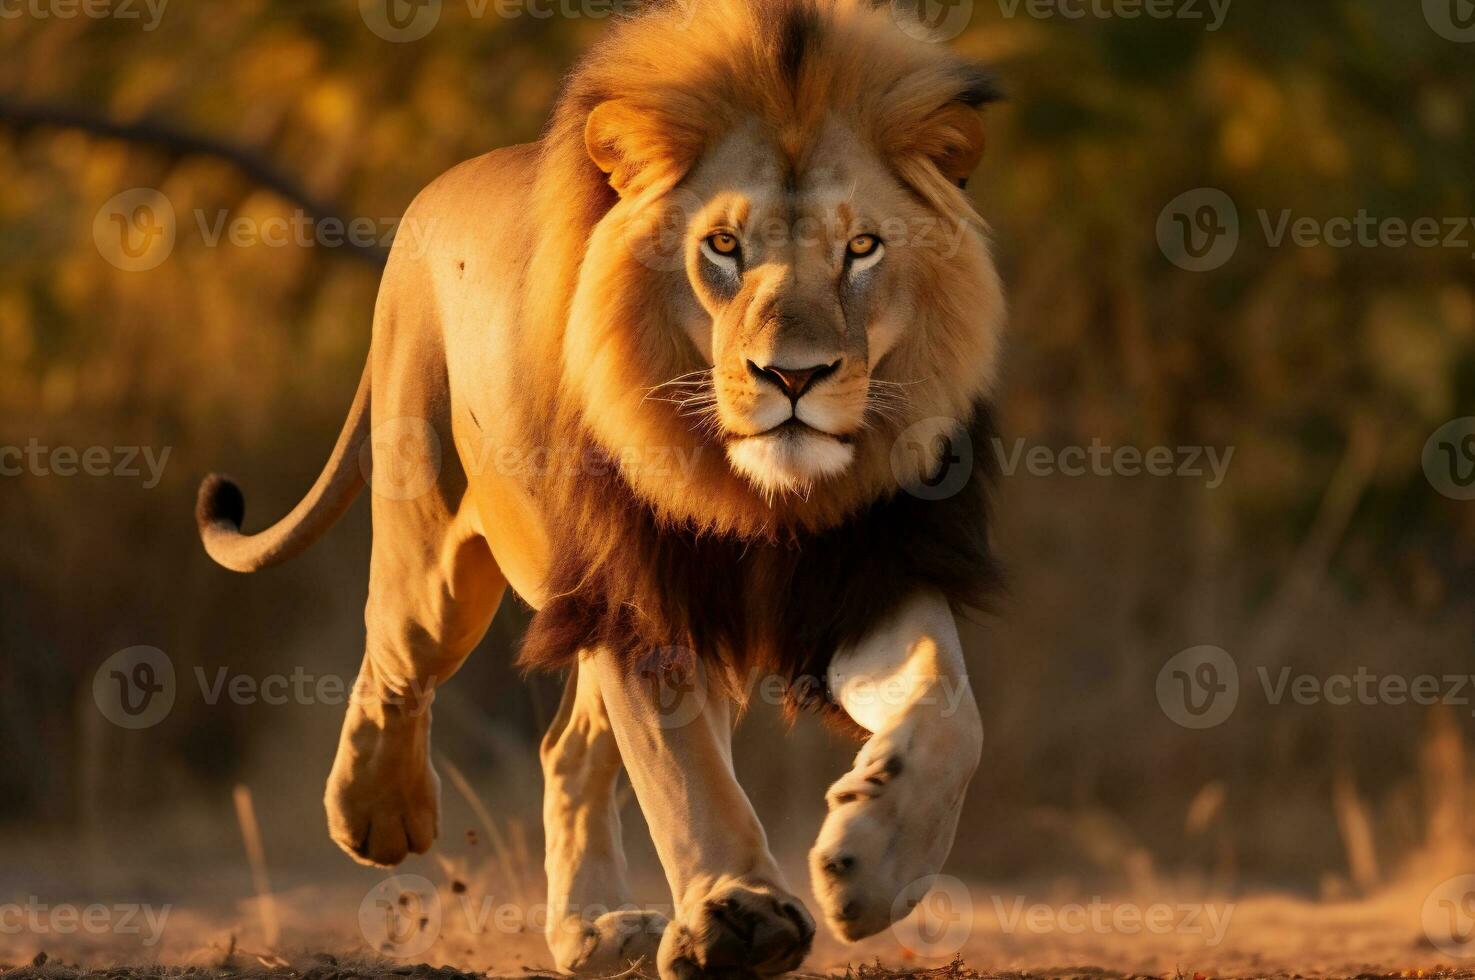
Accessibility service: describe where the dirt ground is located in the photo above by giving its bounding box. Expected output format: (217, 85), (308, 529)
(4, 875), (1475, 980)
(2, 957), (1473, 980)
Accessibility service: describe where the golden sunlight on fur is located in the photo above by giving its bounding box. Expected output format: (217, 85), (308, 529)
(197, 2), (1007, 975)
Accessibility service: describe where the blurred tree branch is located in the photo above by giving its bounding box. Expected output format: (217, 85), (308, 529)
(0, 98), (388, 267)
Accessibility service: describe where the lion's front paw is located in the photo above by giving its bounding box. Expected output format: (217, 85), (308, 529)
(548, 908), (668, 974)
(324, 701), (439, 867)
(809, 744), (967, 942)
(658, 878), (814, 980)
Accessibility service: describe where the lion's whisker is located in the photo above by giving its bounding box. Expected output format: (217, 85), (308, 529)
(643, 369), (714, 393)
(642, 369), (716, 408)
(870, 375), (932, 389)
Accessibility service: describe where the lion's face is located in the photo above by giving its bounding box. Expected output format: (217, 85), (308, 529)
(556, 0), (1004, 537)
(663, 121), (925, 497)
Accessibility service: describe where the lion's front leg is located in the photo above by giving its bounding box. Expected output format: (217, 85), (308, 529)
(325, 499), (505, 868)
(809, 591), (982, 942)
(589, 649), (815, 980)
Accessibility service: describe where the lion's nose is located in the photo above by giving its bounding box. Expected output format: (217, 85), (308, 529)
(747, 359), (841, 401)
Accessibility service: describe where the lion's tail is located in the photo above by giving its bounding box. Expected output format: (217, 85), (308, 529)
(196, 365), (371, 573)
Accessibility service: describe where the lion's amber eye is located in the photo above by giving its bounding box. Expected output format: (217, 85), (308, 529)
(847, 234), (880, 258)
(708, 232), (740, 257)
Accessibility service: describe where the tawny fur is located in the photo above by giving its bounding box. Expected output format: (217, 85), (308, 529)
(194, 3), (1006, 973)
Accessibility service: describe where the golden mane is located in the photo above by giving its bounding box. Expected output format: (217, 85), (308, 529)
(521, 0), (1005, 541)
(544, 0), (999, 207)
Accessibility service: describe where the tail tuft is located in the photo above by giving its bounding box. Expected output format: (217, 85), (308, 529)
(197, 473), (246, 532)
(195, 364), (369, 573)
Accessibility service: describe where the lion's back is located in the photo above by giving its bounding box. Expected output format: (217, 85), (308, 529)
(390, 142), (541, 282)
(373, 142), (543, 356)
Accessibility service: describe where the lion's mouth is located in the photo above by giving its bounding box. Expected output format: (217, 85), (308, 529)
(725, 417), (857, 496)
(741, 417), (854, 445)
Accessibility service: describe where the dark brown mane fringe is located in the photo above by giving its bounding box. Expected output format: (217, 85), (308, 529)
(518, 405), (1003, 726)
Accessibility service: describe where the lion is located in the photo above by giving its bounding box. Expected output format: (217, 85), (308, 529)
(195, 1), (1006, 976)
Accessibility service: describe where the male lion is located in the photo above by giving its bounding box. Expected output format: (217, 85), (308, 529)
(196, 1), (1006, 976)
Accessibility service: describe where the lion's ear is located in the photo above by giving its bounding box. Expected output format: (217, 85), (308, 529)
(584, 101), (640, 189)
(880, 67), (1000, 196)
(585, 99), (701, 197)
(921, 101), (987, 190)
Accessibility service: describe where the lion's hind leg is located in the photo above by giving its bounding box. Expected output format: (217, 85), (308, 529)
(541, 661), (668, 973)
